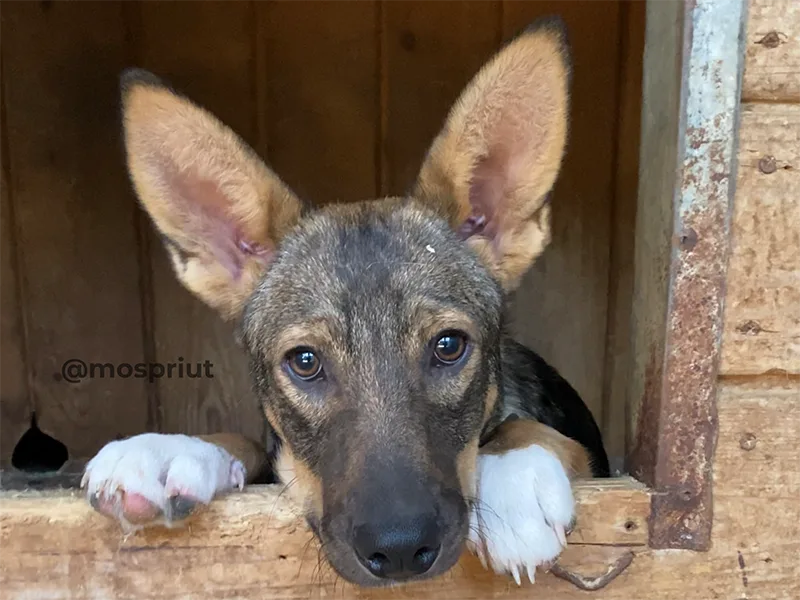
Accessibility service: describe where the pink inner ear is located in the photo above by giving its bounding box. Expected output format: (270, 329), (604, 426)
(166, 167), (272, 280)
(458, 152), (507, 242)
(236, 237), (271, 258)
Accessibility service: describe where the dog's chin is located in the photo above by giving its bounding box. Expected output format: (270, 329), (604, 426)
(311, 520), (468, 588)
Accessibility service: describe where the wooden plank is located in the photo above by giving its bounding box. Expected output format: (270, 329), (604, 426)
(3, 385), (800, 600)
(703, 381), (800, 597)
(381, 0), (501, 196)
(626, 0), (683, 469)
(568, 478), (649, 545)
(715, 380), (800, 498)
(504, 1), (622, 425)
(0, 80), (32, 465)
(721, 104), (800, 375)
(627, 0), (745, 550)
(0, 477), (650, 599)
(601, 0), (646, 467)
(743, 0), (800, 102)
(260, 0), (378, 204)
(1, 1), (148, 459)
(130, 1), (264, 442)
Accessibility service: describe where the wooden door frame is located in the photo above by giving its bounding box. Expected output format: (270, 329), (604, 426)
(626, 0), (748, 550)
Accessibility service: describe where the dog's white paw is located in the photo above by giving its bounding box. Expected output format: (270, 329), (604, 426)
(82, 433), (245, 530)
(468, 444), (575, 585)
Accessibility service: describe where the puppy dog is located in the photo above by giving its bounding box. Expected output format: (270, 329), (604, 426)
(82, 18), (609, 588)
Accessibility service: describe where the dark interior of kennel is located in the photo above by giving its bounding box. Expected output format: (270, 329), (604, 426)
(0, 1), (644, 478)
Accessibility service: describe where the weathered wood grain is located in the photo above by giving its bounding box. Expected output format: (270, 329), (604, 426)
(567, 478), (649, 545)
(2, 384), (799, 599)
(721, 104), (800, 375)
(0, 93), (31, 465)
(1, 1), (149, 459)
(601, 0), (645, 466)
(381, 0), (500, 197)
(0, 478), (649, 599)
(743, 0), (800, 102)
(259, 0), (379, 205)
(627, 0), (683, 463)
(715, 380), (800, 499)
(129, 1), (264, 443)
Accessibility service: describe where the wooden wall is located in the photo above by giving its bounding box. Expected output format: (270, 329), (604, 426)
(0, 1), (642, 466)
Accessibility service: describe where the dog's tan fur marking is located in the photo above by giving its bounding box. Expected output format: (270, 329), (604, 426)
(122, 80), (303, 318)
(274, 446), (323, 515)
(456, 439), (480, 499)
(196, 433), (267, 483)
(262, 407), (322, 514)
(483, 383), (499, 425)
(273, 322), (338, 358)
(480, 419), (592, 478)
(413, 24), (568, 290)
(414, 308), (477, 347)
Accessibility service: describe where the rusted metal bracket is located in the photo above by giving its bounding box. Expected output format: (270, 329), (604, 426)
(551, 551), (634, 591)
(627, 0), (747, 550)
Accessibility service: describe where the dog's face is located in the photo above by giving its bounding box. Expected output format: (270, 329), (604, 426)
(242, 200), (503, 582)
(121, 20), (569, 586)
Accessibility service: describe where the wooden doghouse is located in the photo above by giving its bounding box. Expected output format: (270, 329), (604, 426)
(1, 0), (798, 598)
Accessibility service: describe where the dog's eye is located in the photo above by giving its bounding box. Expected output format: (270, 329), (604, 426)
(432, 331), (468, 365)
(285, 347), (323, 381)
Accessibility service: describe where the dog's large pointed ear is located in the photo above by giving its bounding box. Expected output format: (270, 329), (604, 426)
(413, 19), (569, 290)
(121, 69), (303, 319)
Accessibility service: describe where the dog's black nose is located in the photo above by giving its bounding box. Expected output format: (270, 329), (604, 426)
(353, 516), (441, 580)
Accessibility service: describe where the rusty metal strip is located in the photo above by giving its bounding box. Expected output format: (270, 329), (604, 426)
(630, 0), (747, 550)
(551, 551), (635, 591)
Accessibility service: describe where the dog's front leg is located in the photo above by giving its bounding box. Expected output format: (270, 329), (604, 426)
(468, 420), (592, 584)
(82, 433), (268, 530)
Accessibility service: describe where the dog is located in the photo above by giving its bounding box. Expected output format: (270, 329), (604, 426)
(82, 17), (609, 588)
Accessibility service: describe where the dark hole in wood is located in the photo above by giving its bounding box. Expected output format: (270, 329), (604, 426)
(624, 520), (637, 531)
(11, 413), (69, 472)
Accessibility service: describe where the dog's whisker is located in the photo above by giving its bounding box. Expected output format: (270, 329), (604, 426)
(467, 506), (505, 541)
(309, 554), (324, 595)
(266, 476), (298, 529)
(297, 532), (319, 582)
(314, 541), (332, 590)
(467, 496), (506, 525)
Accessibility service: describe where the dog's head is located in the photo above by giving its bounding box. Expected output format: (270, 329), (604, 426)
(121, 20), (569, 586)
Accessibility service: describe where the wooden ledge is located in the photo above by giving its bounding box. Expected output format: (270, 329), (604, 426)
(0, 477), (650, 599)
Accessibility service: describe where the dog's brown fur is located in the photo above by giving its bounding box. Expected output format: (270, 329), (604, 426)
(480, 420), (591, 477)
(120, 19), (603, 586)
